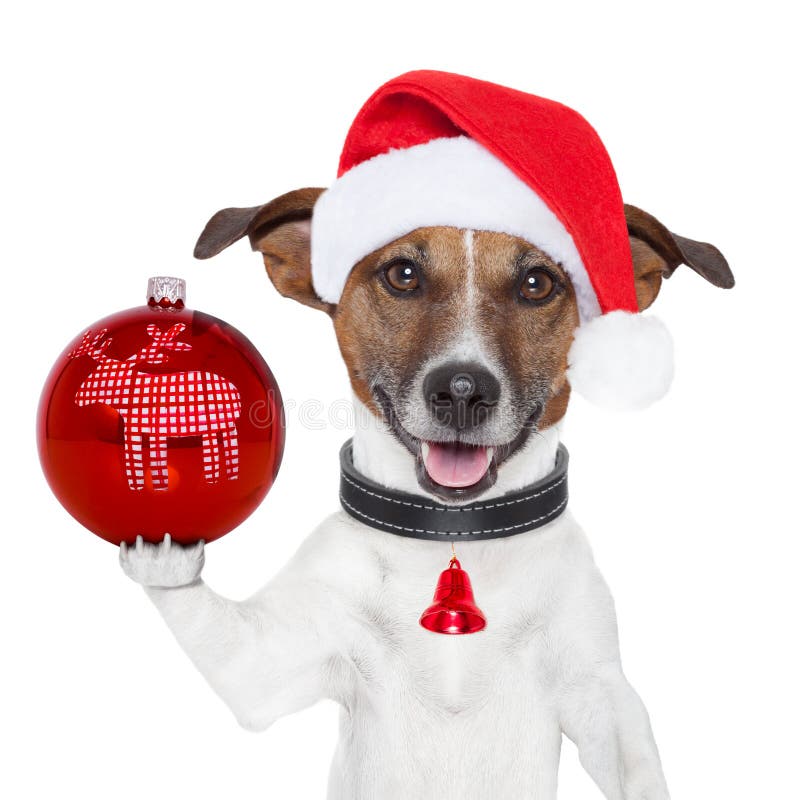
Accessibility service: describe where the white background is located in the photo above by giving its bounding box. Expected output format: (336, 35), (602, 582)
(2, 1), (798, 798)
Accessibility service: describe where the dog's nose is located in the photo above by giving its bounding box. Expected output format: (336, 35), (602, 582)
(422, 362), (501, 431)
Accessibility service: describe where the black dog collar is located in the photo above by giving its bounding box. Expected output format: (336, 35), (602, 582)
(339, 439), (569, 541)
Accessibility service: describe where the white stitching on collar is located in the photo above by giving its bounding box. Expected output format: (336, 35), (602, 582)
(340, 495), (568, 536)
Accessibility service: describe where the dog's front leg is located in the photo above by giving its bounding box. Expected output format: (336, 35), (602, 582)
(119, 535), (341, 731)
(560, 664), (670, 800)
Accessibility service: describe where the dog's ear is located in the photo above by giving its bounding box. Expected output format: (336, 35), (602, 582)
(624, 204), (734, 310)
(194, 187), (333, 314)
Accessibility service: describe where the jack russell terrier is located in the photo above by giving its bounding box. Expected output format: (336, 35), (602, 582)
(119, 71), (733, 799)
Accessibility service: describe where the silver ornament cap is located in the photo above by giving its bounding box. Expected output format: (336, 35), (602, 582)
(147, 276), (186, 307)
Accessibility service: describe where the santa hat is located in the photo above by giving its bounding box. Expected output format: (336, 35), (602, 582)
(310, 70), (673, 411)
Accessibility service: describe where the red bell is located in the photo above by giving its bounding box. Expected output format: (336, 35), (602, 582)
(419, 557), (487, 635)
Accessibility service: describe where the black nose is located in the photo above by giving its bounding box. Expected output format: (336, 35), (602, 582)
(422, 361), (501, 431)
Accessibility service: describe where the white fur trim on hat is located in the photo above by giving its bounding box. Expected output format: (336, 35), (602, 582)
(311, 136), (601, 322)
(567, 311), (674, 411)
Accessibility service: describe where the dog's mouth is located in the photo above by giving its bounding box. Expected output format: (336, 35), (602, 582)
(420, 441), (494, 488)
(373, 387), (538, 501)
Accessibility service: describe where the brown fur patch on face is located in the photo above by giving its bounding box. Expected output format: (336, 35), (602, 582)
(333, 227), (579, 436)
(334, 228), (464, 412)
(470, 231), (578, 431)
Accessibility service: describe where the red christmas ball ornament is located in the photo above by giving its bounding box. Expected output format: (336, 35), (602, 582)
(37, 277), (284, 546)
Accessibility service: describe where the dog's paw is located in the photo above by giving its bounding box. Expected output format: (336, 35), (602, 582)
(119, 534), (204, 588)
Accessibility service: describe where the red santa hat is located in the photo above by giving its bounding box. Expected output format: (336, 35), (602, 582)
(310, 70), (673, 411)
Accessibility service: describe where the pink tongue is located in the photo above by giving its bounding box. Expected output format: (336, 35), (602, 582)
(423, 442), (489, 488)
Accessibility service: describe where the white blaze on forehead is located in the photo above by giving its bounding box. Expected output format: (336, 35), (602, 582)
(463, 228), (477, 333)
(453, 229), (489, 366)
(423, 229), (496, 375)
(464, 228), (476, 301)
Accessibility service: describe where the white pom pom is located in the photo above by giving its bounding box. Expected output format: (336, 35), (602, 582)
(567, 311), (674, 411)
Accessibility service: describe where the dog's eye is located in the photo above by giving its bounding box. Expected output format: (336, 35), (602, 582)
(519, 268), (554, 302)
(383, 260), (420, 293)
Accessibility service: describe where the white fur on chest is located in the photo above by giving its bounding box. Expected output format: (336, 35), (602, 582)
(320, 509), (602, 799)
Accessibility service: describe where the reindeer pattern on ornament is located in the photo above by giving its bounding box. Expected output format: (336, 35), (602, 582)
(70, 323), (242, 490)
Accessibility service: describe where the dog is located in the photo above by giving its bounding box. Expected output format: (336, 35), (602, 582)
(119, 73), (733, 799)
